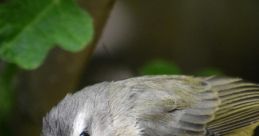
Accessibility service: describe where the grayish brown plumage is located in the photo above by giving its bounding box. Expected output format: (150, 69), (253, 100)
(42, 75), (259, 136)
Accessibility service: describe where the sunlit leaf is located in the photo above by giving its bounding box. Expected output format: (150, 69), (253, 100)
(0, 0), (93, 69)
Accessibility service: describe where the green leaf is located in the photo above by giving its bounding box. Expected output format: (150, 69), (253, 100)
(0, 0), (94, 69)
(139, 59), (182, 75)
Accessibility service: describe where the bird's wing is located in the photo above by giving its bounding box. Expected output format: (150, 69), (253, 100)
(204, 76), (259, 136)
(118, 75), (220, 136)
(119, 75), (259, 136)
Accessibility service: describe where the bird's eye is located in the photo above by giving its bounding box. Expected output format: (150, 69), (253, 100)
(80, 131), (90, 136)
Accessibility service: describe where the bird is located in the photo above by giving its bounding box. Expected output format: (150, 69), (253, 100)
(42, 75), (259, 136)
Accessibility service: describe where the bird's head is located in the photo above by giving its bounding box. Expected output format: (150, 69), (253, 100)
(42, 82), (144, 136)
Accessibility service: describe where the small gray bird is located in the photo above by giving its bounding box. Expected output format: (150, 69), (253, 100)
(42, 75), (259, 136)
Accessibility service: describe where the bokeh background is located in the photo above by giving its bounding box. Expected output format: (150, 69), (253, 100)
(0, 0), (259, 135)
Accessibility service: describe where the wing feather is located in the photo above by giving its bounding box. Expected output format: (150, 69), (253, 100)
(119, 75), (259, 136)
(204, 76), (259, 135)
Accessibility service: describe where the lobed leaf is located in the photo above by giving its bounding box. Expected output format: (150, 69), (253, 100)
(0, 0), (94, 69)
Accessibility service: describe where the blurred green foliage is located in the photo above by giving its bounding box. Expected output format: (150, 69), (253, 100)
(139, 59), (182, 75)
(0, 0), (93, 69)
(0, 64), (17, 118)
(0, 64), (18, 136)
(194, 68), (224, 76)
(139, 59), (223, 76)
